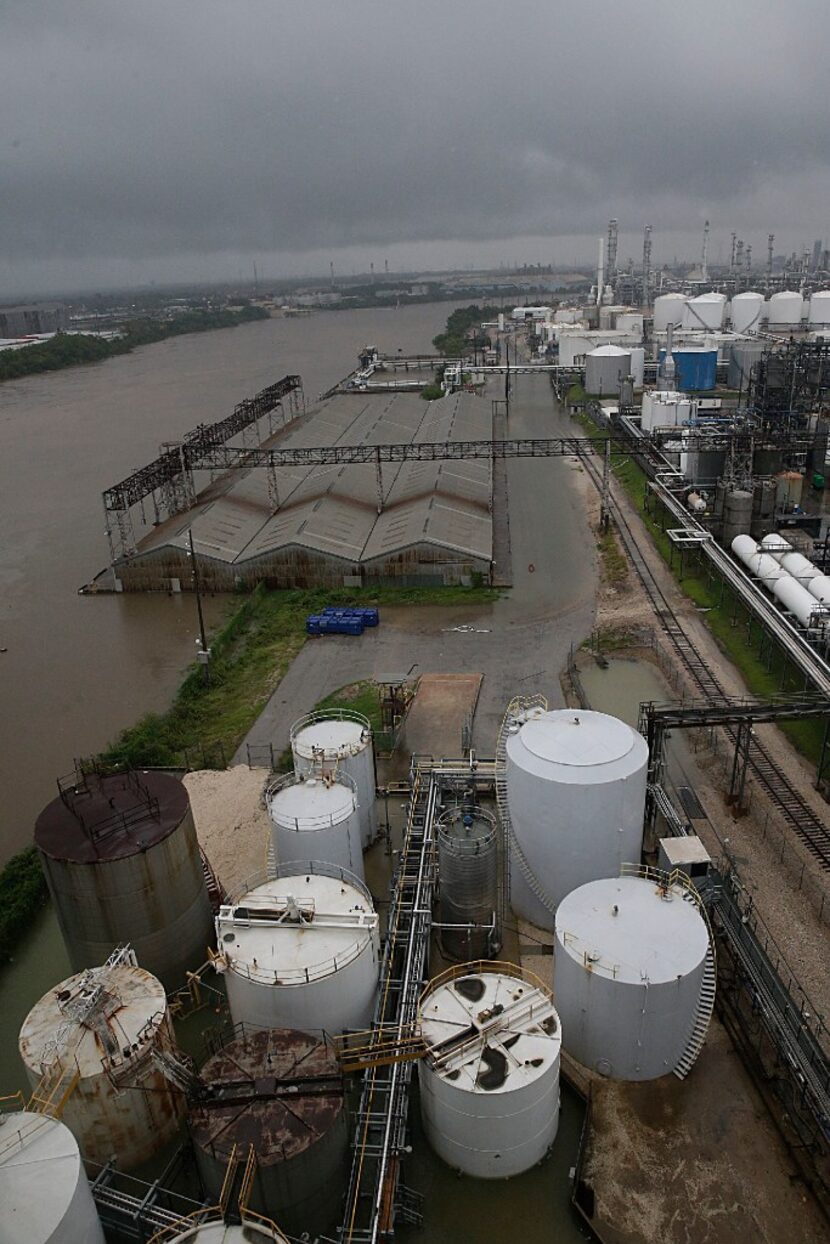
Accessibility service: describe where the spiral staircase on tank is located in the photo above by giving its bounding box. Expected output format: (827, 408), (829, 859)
(495, 694), (558, 919)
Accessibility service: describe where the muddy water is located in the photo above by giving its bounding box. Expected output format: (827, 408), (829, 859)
(0, 303), (464, 863)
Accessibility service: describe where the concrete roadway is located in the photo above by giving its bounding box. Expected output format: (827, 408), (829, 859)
(234, 373), (597, 763)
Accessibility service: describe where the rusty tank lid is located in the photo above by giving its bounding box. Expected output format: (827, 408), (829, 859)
(189, 1028), (344, 1165)
(35, 768), (190, 863)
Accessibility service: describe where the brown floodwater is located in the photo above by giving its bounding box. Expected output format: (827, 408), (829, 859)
(0, 303), (466, 863)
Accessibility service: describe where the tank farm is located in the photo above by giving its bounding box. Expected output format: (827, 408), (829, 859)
(6, 315), (830, 1244)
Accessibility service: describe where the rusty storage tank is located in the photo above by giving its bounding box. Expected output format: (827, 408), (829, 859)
(291, 709), (378, 847)
(0, 1111), (106, 1244)
(34, 767), (213, 989)
(437, 806), (499, 960)
(190, 1027), (347, 1239)
(18, 949), (185, 1170)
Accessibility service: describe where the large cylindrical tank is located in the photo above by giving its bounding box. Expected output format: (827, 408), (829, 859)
(720, 489), (754, 548)
(806, 574), (830, 606)
(0, 1111), (106, 1244)
(267, 773), (363, 882)
(418, 965), (561, 1178)
(779, 551), (822, 586)
(730, 535), (786, 589)
(775, 470), (803, 509)
(682, 292), (726, 331)
(290, 710), (378, 847)
(19, 957), (185, 1170)
(750, 480), (777, 537)
(216, 863), (380, 1035)
(629, 346), (645, 388)
(190, 1028), (346, 1239)
(729, 292), (765, 334)
(759, 532), (792, 558)
(767, 290), (804, 328)
(585, 345), (632, 396)
(659, 347), (717, 391)
(554, 874), (709, 1080)
(727, 340), (765, 390)
(166, 1224), (287, 1243)
(652, 293), (687, 333)
(437, 806), (499, 960)
(34, 769), (213, 989)
(771, 575), (823, 628)
(808, 290), (830, 327)
(506, 708), (647, 927)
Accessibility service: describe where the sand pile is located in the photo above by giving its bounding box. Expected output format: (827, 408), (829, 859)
(183, 765), (271, 894)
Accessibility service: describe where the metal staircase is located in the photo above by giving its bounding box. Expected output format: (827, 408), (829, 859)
(674, 943), (717, 1081)
(495, 694), (558, 917)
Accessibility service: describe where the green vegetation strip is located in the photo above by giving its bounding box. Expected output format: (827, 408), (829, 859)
(0, 847), (49, 965)
(432, 304), (503, 357)
(0, 305), (269, 383)
(576, 413), (825, 762)
(102, 583), (499, 770)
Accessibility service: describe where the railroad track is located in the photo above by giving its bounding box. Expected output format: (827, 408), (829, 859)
(580, 452), (830, 870)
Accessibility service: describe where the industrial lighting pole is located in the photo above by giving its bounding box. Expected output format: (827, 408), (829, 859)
(188, 528), (211, 687)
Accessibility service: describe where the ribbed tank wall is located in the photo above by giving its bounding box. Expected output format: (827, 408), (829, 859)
(437, 808), (499, 960)
(38, 806), (213, 990)
(291, 712), (378, 847)
(720, 489), (753, 548)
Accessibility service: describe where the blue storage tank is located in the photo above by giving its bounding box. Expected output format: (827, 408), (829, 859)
(658, 347), (717, 391)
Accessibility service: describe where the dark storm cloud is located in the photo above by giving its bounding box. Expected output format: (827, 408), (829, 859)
(1, 0), (829, 285)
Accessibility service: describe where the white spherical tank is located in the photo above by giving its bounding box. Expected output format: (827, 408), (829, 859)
(730, 291), (765, 334)
(506, 709), (647, 928)
(418, 964), (561, 1178)
(554, 874), (710, 1080)
(682, 292), (726, 331)
(808, 290), (830, 327)
(767, 290), (804, 327)
(267, 772), (363, 882)
(19, 955), (185, 1170)
(291, 710), (378, 847)
(653, 293), (687, 333)
(0, 1111), (106, 1244)
(216, 863), (380, 1035)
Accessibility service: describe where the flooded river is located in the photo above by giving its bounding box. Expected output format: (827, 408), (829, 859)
(0, 302), (466, 863)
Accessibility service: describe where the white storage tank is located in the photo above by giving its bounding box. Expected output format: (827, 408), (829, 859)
(767, 290), (804, 328)
(418, 964), (561, 1178)
(189, 1027), (346, 1239)
(290, 709), (378, 847)
(585, 345), (632, 396)
(682, 292), (727, 331)
(653, 293), (688, 333)
(216, 862), (380, 1035)
(771, 575), (824, 629)
(640, 390), (693, 432)
(505, 708), (647, 927)
(166, 1221), (288, 1243)
(267, 772), (363, 882)
(759, 533), (792, 558)
(0, 1111), (106, 1244)
(779, 551), (822, 586)
(730, 535), (787, 588)
(808, 290), (830, 327)
(629, 347), (645, 388)
(730, 291), (765, 334)
(554, 873), (710, 1080)
(806, 574), (830, 606)
(18, 950), (185, 1170)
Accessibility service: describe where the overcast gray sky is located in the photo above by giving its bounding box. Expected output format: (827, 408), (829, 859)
(2, 0), (829, 294)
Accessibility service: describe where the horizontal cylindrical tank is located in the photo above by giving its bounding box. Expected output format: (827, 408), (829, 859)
(34, 769), (213, 990)
(554, 874), (710, 1080)
(658, 347), (717, 391)
(771, 575), (824, 629)
(686, 492), (706, 515)
(730, 291), (765, 334)
(779, 551), (822, 586)
(806, 574), (830, 606)
(767, 290), (804, 327)
(290, 710), (378, 847)
(727, 339), (765, 390)
(0, 1111), (106, 1244)
(759, 533), (793, 559)
(267, 772), (363, 882)
(506, 708), (647, 928)
(216, 863), (380, 1035)
(730, 535), (787, 589)
(190, 1028), (346, 1239)
(437, 806), (499, 960)
(653, 293), (687, 333)
(682, 292), (727, 331)
(808, 290), (830, 327)
(585, 345), (632, 396)
(418, 964), (561, 1178)
(19, 957), (185, 1170)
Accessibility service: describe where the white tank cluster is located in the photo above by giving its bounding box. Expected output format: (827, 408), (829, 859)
(216, 862), (380, 1035)
(554, 873), (711, 1080)
(682, 292), (727, 331)
(640, 390), (693, 432)
(729, 291), (765, 334)
(418, 965), (561, 1178)
(732, 534), (830, 629)
(0, 1111), (106, 1244)
(653, 293), (688, 333)
(505, 708), (648, 928)
(290, 709), (378, 847)
(267, 771), (363, 881)
(18, 949), (184, 1170)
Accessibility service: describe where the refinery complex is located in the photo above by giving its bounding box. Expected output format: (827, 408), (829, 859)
(6, 226), (830, 1244)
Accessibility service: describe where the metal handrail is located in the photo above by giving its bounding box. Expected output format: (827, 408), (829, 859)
(225, 858), (373, 907)
(265, 769), (358, 831)
(289, 707), (372, 758)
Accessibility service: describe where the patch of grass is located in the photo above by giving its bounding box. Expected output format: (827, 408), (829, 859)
(100, 584), (499, 769)
(315, 680), (385, 736)
(597, 527), (628, 586)
(0, 847), (48, 964)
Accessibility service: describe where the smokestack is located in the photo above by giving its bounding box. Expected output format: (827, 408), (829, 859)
(596, 237), (604, 307)
(662, 322), (676, 391)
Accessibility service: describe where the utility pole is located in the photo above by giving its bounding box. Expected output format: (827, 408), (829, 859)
(504, 339), (511, 419)
(767, 234), (775, 291)
(188, 528), (211, 687)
